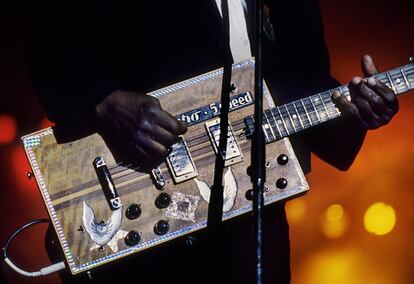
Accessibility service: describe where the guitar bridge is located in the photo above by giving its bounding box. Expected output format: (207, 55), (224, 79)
(205, 118), (244, 166)
(166, 136), (198, 183)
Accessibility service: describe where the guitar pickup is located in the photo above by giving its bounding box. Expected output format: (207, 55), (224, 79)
(205, 119), (244, 167)
(167, 136), (198, 183)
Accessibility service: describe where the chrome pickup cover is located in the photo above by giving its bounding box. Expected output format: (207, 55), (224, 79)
(205, 118), (244, 167)
(166, 136), (198, 183)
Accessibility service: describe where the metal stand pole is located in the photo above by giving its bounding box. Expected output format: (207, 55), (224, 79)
(251, 1), (266, 283)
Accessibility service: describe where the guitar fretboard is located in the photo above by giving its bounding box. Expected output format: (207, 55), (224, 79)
(245, 61), (414, 142)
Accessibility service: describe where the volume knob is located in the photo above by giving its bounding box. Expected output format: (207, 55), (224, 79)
(277, 154), (289, 165)
(155, 193), (171, 209)
(276, 178), (288, 189)
(126, 203), (141, 220)
(245, 189), (254, 201)
(125, 230), (141, 246)
(154, 220), (169, 235)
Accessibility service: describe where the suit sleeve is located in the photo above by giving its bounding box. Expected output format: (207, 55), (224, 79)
(265, 0), (367, 171)
(25, 3), (126, 128)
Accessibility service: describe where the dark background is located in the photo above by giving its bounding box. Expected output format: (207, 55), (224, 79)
(1, 1), (413, 283)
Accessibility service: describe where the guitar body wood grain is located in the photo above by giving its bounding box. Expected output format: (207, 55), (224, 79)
(22, 59), (308, 275)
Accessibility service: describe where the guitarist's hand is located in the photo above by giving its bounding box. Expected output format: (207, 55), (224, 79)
(94, 90), (187, 171)
(333, 55), (399, 130)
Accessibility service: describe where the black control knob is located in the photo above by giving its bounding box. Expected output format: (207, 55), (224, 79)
(277, 154), (289, 165)
(246, 166), (252, 176)
(155, 193), (171, 209)
(154, 220), (169, 235)
(276, 178), (288, 189)
(245, 189), (254, 201)
(126, 203), (141, 220)
(124, 230), (141, 246)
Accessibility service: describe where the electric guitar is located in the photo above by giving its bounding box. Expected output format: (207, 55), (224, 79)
(22, 58), (414, 275)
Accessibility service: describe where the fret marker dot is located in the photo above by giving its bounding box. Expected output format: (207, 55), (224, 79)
(292, 114), (297, 119)
(278, 120), (282, 124)
(264, 124), (269, 129)
(396, 79), (401, 85)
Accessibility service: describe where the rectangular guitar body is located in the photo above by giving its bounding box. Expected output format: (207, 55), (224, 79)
(22, 59), (308, 275)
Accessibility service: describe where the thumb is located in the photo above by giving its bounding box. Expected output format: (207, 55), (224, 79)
(361, 54), (379, 77)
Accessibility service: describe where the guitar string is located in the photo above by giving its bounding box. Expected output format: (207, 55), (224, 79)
(220, 66), (414, 141)
(49, 67), (414, 201)
(108, 76), (410, 175)
(101, 136), (257, 192)
(166, 66), (414, 147)
(104, 91), (386, 183)
(61, 69), (412, 197)
(107, 67), (414, 175)
(106, 68), (414, 180)
(106, 104), (332, 175)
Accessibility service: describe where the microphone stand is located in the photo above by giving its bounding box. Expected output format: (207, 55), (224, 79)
(208, 0), (232, 236)
(251, 0), (266, 283)
(208, 1), (265, 283)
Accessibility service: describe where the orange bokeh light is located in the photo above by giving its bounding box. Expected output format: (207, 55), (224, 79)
(0, 114), (17, 144)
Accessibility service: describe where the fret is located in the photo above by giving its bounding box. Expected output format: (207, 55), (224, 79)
(267, 108), (283, 139)
(405, 65), (414, 88)
(339, 86), (351, 101)
(284, 104), (297, 132)
(261, 115), (270, 143)
(326, 90), (338, 111)
(286, 102), (303, 131)
(309, 97), (320, 122)
(386, 72), (397, 94)
(376, 73), (389, 88)
(292, 101), (305, 129)
(318, 93), (330, 119)
(277, 106), (295, 135)
(303, 97), (320, 124)
(310, 96), (323, 122)
(294, 100), (311, 128)
(263, 111), (276, 142)
(311, 94), (329, 122)
(401, 68), (410, 90)
(245, 62), (414, 144)
(271, 108), (289, 137)
(299, 98), (314, 126)
(388, 68), (409, 94)
(339, 85), (349, 94)
(323, 91), (340, 117)
(262, 126), (270, 142)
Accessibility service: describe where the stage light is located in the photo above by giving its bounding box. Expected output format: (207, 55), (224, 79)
(320, 203), (347, 239)
(0, 114), (17, 144)
(364, 202), (396, 236)
(286, 198), (307, 224)
(297, 249), (361, 284)
(326, 204), (343, 222)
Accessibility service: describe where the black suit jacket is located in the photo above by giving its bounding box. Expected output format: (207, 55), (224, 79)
(27, 0), (356, 173)
(27, 1), (365, 283)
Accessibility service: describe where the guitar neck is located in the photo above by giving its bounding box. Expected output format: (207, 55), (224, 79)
(245, 61), (414, 142)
